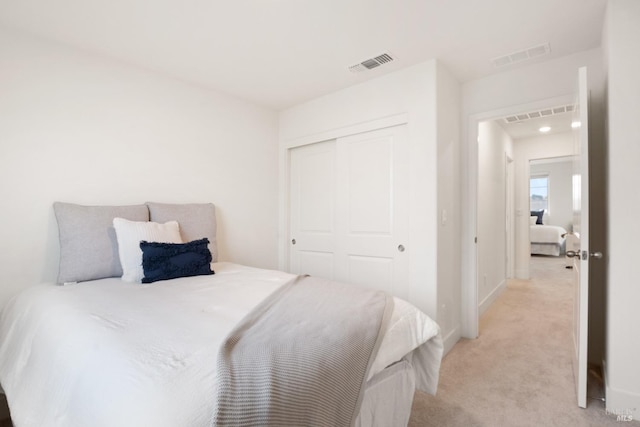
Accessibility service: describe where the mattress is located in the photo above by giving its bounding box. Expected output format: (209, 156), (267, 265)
(530, 224), (567, 245)
(0, 262), (441, 426)
(530, 225), (567, 256)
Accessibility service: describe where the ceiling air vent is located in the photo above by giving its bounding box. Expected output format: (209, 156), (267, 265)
(349, 53), (394, 73)
(491, 42), (551, 68)
(502, 104), (574, 124)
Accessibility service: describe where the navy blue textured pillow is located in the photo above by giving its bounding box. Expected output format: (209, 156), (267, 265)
(530, 210), (544, 225)
(140, 238), (214, 283)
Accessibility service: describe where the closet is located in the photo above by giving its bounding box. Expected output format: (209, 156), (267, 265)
(288, 125), (410, 299)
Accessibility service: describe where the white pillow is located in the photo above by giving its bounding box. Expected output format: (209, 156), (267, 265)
(530, 216), (538, 225)
(113, 217), (183, 283)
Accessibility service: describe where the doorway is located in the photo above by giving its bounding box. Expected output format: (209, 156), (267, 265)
(464, 70), (605, 409)
(468, 95), (578, 337)
(462, 94), (577, 339)
(529, 155), (574, 269)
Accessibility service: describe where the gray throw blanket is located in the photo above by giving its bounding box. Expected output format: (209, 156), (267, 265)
(212, 275), (393, 427)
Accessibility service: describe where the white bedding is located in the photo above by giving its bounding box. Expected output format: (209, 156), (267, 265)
(0, 262), (440, 427)
(530, 224), (567, 245)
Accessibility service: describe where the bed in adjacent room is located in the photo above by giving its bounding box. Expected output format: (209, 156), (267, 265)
(0, 202), (443, 427)
(529, 213), (567, 256)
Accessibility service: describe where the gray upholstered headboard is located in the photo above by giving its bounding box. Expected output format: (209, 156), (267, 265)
(53, 202), (217, 284)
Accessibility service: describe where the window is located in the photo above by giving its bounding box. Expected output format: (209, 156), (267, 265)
(530, 175), (549, 212)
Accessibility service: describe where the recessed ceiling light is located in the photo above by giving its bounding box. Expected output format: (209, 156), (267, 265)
(571, 121), (581, 128)
(539, 126), (551, 133)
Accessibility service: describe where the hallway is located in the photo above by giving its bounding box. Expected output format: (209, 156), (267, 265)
(409, 256), (619, 426)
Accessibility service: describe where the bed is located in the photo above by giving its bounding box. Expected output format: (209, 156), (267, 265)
(0, 202), (443, 427)
(530, 224), (567, 256)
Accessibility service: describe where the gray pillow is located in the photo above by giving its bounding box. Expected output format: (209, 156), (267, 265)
(53, 202), (149, 283)
(146, 202), (218, 262)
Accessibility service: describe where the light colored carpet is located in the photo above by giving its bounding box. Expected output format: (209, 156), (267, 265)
(408, 255), (625, 426)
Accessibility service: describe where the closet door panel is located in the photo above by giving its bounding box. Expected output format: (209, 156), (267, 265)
(346, 255), (394, 295)
(336, 125), (409, 299)
(289, 140), (336, 279)
(345, 137), (393, 235)
(297, 251), (334, 279)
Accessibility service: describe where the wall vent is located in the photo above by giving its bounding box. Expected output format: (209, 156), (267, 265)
(502, 104), (574, 124)
(349, 53), (394, 73)
(491, 42), (551, 68)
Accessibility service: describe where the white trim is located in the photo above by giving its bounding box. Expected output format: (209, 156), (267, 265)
(478, 279), (506, 315)
(461, 114), (479, 339)
(282, 113), (409, 149)
(442, 326), (461, 355)
(505, 154), (515, 279)
(462, 94), (574, 339)
(278, 146), (292, 272)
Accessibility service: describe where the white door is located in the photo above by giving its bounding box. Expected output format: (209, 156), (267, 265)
(288, 125), (410, 298)
(569, 66), (590, 408)
(335, 126), (410, 299)
(289, 140), (337, 279)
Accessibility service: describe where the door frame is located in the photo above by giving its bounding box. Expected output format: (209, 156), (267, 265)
(461, 94), (574, 338)
(505, 154), (514, 279)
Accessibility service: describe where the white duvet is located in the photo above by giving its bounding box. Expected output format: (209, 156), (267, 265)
(0, 262), (440, 427)
(530, 224), (567, 244)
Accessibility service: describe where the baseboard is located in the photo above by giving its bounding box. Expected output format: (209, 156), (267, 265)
(605, 361), (640, 422)
(442, 326), (461, 356)
(478, 279), (506, 316)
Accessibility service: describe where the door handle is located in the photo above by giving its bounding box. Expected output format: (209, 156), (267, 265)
(567, 250), (603, 260)
(566, 250), (580, 258)
(291, 239), (296, 245)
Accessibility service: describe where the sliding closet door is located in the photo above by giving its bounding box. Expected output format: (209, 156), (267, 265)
(288, 125), (409, 298)
(289, 140), (337, 279)
(335, 126), (409, 298)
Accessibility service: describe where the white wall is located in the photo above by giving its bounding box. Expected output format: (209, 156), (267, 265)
(0, 28), (280, 308)
(604, 0), (640, 417)
(512, 133), (573, 278)
(436, 61), (462, 348)
(462, 49), (605, 120)
(476, 120), (513, 313)
(279, 60), (462, 353)
(530, 157), (573, 231)
(460, 48), (606, 338)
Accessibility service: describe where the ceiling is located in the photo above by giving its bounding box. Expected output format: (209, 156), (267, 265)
(0, 0), (608, 110)
(496, 106), (577, 140)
